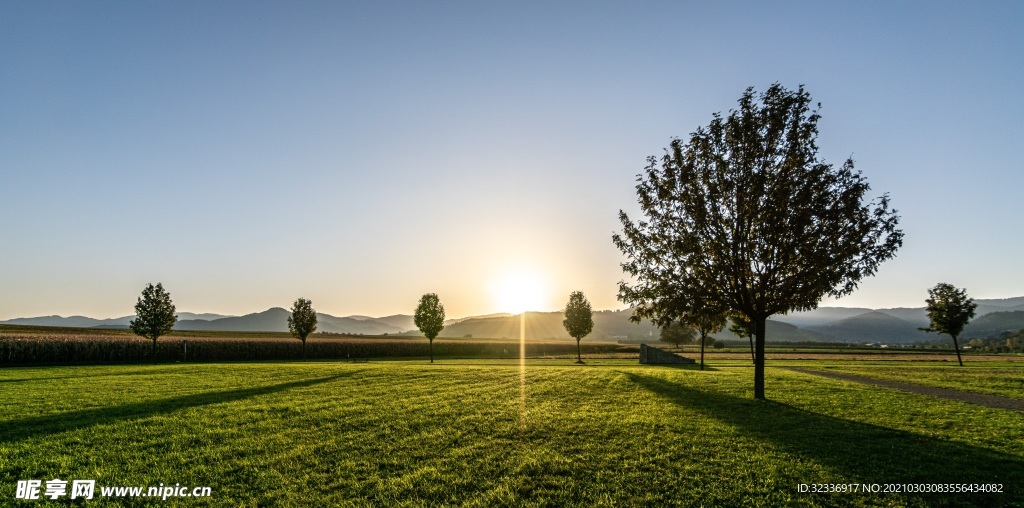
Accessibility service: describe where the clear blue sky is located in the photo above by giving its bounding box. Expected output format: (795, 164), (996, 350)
(2, 1), (1022, 319)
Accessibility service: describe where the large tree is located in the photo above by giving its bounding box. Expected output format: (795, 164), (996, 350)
(414, 293), (445, 363)
(921, 283), (977, 367)
(287, 297), (317, 359)
(129, 282), (178, 363)
(614, 84), (903, 399)
(562, 291), (594, 364)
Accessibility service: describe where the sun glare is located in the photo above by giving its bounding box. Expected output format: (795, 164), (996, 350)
(491, 269), (549, 314)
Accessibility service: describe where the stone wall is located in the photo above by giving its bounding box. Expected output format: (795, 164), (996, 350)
(639, 344), (696, 364)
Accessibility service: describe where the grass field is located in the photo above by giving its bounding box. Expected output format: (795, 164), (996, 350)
(2, 359), (1022, 507)
(808, 364), (1024, 400)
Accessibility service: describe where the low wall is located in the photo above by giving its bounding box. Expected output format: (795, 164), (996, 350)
(639, 344), (695, 364)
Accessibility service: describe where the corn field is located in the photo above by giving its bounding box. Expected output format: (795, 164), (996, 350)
(0, 331), (636, 364)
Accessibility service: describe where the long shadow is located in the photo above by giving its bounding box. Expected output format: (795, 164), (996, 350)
(623, 372), (1024, 506)
(0, 372), (357, 445)
(0, 367), (190, 384)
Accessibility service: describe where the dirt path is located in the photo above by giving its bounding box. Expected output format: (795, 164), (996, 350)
(786, 367), (1024, 413)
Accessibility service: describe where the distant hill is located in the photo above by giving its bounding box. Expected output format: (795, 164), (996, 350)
(963, 311), (1024, 338)
(2, 315), (131, 328)
(175, 308), (293, 332)
(726, 320), (835, 342)
(371, 314), (416, 331)
(771, 307), (872, 327)
(874, 308), (929, 327)
(402, 309), (832, 343)
(402, 310), (658, 341)
(443, 313), (514, 325)
(316, 314), (405, 335)
(975, 296), (1024, 309)
(173, 309), (407, 335)
(806, 311), (932, 343)
(1, 312), (230, 329)
(7, 295), (1023, 343)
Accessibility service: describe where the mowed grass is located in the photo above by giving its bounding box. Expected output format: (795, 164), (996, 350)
(1, 360), (1022, 507)
(802, 363), (1024, 400)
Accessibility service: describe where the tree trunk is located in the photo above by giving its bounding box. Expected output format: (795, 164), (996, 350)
(699, 334), (706, 370)
(754, 317), (766, 399)
(302, 338), (307, 360)
(576, 338), (582, 363)
(429, 337), (434, 363)
(748, 335), (755, 364)
(152, 338), (157, 364)
(952, 335), (964, 366)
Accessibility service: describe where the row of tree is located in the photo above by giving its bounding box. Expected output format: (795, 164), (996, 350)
(127, 285), (600, 365)
(127, 277), (978, 369)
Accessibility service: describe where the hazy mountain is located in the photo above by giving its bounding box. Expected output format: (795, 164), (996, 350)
(175, 308), (293, 332)
(172, 308), (407, 334)
(963, 311), (1024, 338)
(806, 311), (932, 343)
(7, 296), (1023, 342)
(177, 312), (232, 321)
(976, 296), (1024, 309)
(372, 314), (416, 331)
(2, 315), (130, 328)
(444, 313), (514, 325)
(402, 310), (657, 341)
(770, 307), (873, 327)
(875, 307), (929, 327)
(316, 314), (404, 335)
(723, 320), (835, 342)
(402, 309), (831, 343)
(1, 312), (230, 329)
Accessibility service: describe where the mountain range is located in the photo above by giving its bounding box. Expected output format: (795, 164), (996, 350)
(4, 296), (1024, 343)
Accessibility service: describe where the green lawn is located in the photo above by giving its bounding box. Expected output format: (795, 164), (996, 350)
(1, 360), (1022, 506)
(801, 363), (1024, 400)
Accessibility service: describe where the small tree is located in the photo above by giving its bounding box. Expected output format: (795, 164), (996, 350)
(729, 315), (756, 364)
(415, 293), (445, 363)
(614, 84), (903, 398)
(129, 282), (177, 363)
(921, 283), (977, 367)
(684, 311), (727, 371)
(659, 321), (696, 349)
(288, 298), (317, 359)
(562, 291), (594, 364)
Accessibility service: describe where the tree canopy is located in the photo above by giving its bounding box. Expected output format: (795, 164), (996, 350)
(614, 84), (903, 398)
(129, 282), (177, 362)
(288, 297), (318, 359)
(922, 283), (977, 366)
(562, 291), (595, 363)
(415, 293), (446, 363)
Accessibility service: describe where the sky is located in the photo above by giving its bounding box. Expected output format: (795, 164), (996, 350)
(2, 1), (1022, 320)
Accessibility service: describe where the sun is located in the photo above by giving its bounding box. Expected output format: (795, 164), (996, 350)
(490, 269), (549, 314)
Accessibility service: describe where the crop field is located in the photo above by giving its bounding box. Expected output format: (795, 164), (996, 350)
(0, 325), (634, 364)
(2, 358), (1022, 506)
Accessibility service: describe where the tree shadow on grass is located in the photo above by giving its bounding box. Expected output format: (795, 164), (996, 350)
(0, 372), (357, 445)
(0, 366), (191, 384)
(623, 372), (1024, 507)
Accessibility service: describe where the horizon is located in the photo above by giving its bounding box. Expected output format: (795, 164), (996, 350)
(8, 292), (1024, 323)
(3, 3), (1022, 320)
